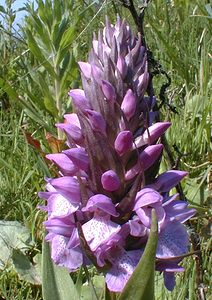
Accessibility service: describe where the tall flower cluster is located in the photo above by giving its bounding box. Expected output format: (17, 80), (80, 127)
(39, 17), (195, 292)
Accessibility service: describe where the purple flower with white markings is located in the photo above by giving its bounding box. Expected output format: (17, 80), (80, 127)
(39, 17), (195, 292)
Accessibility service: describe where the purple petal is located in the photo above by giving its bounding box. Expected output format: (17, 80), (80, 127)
(135, 122), (171, 148)
(82, 194), (119, 217)
(164, 200), (196, 223)
(48, 177), (81, 203)
(78, 61), (91, 78)
(47, 194), (79, 217)
(46, 153), (78, 175)
(136, 203), (165, 229)
(101, 80), (116, 102)
(140, 144), (163, 169)
(67, 227), (80, 249)
(136, 70), (149, 97)
(101, 170), (121, 191)
(105, 249), (142, 292)
(85, 109), (106, 134)
(51, 235), (68, 264)
(128, 218), (147, 237)
(114, 131), (133, 156)
(63, 148), (89, 171)
(44, 218), (75, 237)
(164, 272), (176, 291)
(56, 123), (80, 141)
(121, 89), (136, 121)
(82, 215), (121, 251)
(157, 262), (184, 291)
(153, 170), (188, 192)
(56, 123), (83, 145)
(134, 188), (163, 210)
(157, 221), (189, 258)
(64, 113), (81, 127)
(51, 235), (83, 271)
(125, 145), (163, 180)
(117, 55), (127, 78)
(91, 64), (104, 84)
(69, 89), (91, 111)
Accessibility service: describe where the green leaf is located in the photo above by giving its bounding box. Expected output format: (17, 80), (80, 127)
(12, 249), (41, 285)
(42, 238), (80, 300)
(28, 14), (53, 52)
(59, 24), (76, 50)
(80, 275), (104, 300)
(118, 209), (158, 300)
(56, 26), (76, 64)
(0, 221), (32, 269)
(0, 78), (19, 102)
(44, 96), (58, 117)
(0, 5), (6, 13)
(26, 29), (56, 77)
(52, 17), (69, 50)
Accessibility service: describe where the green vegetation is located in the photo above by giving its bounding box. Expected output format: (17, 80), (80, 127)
(0, 0), (211, 299)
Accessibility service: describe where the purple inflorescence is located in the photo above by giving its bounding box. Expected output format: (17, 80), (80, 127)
(39, 17), (196, 292)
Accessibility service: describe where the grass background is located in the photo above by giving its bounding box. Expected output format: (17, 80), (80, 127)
(0, 0), (211, 299)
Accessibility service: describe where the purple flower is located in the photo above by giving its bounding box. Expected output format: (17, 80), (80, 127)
(39, 17), (195, 293)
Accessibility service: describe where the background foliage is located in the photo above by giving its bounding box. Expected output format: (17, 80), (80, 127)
(0, 0), (211, 299)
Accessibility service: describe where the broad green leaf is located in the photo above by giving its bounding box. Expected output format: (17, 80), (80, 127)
(118, 209), (158, 300)
(42, 238), (80, 300)
(0, 221), (32, 270)
(12, 249), (41, 285)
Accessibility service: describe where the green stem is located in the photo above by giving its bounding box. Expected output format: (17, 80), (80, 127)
(83, 265), (99, 300)
(54, 66), (63, 140)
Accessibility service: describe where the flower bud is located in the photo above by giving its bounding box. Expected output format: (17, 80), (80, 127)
(121, 89), (136, 121)
(69, 89), (91, 111)
(101, 80), (116, 102)
(101, 170), (121, 191)
(114, 131), (133, 156)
